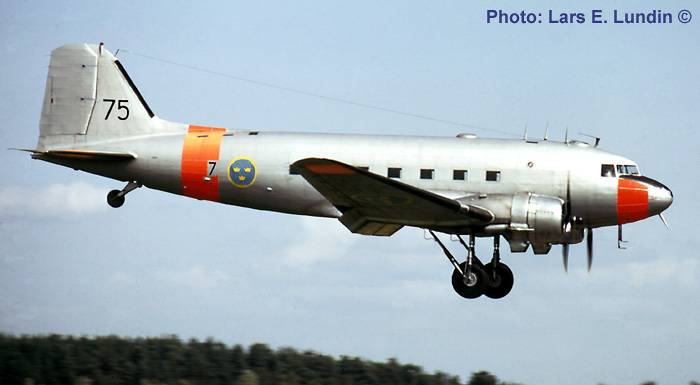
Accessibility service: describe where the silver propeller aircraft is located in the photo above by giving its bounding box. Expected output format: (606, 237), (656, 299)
(22, 43), (673, 299)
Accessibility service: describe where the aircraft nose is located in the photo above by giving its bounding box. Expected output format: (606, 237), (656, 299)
(647, 179), (673, 216)
(618, 175), (672, 224)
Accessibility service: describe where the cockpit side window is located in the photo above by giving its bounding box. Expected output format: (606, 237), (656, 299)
(601, 164), (615, 177)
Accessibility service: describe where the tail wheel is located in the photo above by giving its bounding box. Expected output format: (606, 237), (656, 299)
(451, 262), (488, 299)
(483, 262), (514, 299)
(107, 190), (125, 208)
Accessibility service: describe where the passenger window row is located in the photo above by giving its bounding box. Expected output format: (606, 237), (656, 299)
(388, 168), (500, 182)
(291, 165), (503, 182)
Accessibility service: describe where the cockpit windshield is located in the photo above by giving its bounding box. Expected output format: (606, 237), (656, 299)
(617, 165), (639, 175)
(602, 164), (640, 177)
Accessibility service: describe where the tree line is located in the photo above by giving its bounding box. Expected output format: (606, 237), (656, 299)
(1, 334), (695, 385)
(0, 334), (477, 385)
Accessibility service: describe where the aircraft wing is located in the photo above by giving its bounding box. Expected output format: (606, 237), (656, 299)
(292, 158), (494, 236)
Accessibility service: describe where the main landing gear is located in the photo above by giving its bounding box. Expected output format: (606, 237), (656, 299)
(107, 181), (142, 208)
(428, 230), (514, 299)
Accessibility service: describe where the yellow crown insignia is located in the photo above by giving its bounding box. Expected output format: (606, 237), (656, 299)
(239, 176), (246, 181)
(244, 167), (252, 172)
(233, 167), (240, 172)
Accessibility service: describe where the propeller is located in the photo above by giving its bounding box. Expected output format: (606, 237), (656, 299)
(562, 172), (573, 273)
(562, 222), (571, 273)
(561, 172), (594, 274)
(586, 227), (593, 273)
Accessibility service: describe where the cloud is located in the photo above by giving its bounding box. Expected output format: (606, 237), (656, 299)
(0, 182), (108, 219)
(153, 265), (229, 288)
(108, 272), (137, 289)
(625, 257), (700, 288)
(280, 216), (356, 271)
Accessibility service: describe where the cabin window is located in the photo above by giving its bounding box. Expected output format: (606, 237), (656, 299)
(486, 170), (501, 182)
(420, 169), (434, 180)
(601, 164), (615, 177)
(453, 170), (468, 181)
(388, 167), (402, 178)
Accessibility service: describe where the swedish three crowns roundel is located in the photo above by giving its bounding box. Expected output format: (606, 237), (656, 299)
(228, 157), (257, 188)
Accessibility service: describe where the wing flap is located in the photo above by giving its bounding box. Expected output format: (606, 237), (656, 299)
(292, 158), (493, 235)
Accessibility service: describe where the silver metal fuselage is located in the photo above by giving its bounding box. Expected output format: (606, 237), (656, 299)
(39, 128), (650, 230)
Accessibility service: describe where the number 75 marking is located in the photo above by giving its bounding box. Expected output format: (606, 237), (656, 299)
(103, 99), (130, 120)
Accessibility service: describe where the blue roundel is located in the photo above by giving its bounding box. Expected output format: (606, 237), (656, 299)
(228, 157), (257, 188)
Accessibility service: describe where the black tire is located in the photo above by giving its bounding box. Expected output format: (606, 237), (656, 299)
(107, 190), (125, 208)
(483, 262), (514, 299)
(451, 262), (488, 299)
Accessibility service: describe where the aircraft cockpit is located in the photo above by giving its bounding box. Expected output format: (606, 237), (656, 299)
(601, 164), (640, 177)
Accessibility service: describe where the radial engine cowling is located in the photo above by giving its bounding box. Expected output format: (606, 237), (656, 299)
(460, 193), (583, 253)
(508, 193), (566, 245)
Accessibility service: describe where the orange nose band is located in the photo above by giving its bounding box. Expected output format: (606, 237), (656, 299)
(617, 178), (648, 224)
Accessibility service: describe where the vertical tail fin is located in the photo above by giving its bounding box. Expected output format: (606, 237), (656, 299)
(37, 43), (157, 151)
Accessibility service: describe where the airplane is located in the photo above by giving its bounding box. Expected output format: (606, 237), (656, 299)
(20, 43), (673, 299)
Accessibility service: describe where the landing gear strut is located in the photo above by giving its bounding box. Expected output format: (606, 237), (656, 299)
(107, 181), (142, 208)
(428, 230), (514, 299)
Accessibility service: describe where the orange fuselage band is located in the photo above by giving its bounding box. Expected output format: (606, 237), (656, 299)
(181, 125), (226, 202)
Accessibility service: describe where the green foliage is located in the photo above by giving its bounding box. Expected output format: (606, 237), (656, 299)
(468, 371), (498, 385)
(0, 334), (688, 385)
(0, 334), (464, 385)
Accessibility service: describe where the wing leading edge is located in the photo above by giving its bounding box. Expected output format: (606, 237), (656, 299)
(292, 158), (494, 236)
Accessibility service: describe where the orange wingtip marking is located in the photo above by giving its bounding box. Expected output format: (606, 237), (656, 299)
(304, 164), (356, 174)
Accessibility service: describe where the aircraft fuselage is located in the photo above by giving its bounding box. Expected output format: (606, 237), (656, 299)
(37, 126), (671, 234)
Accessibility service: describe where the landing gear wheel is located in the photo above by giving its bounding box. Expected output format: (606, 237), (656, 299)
(107, 190), (125, 208)
(483, 262), (514, 299)
(451, 262), (488, 299)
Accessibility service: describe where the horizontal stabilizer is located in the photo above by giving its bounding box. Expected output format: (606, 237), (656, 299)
(25, 149), (137, 161)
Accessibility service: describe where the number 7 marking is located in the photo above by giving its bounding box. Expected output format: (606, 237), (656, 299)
(103, 99), (115, 120)
(208, 161), (217, 176)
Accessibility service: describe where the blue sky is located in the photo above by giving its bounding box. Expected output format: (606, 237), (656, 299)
(1, 1), (699, 384)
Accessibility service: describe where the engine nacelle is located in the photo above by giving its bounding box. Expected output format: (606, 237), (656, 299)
(509, 193), (565, 245)
(460, 192), (583, 254)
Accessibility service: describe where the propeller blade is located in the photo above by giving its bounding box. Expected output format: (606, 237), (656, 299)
(587, 228), (593, 273)
(561, 171), (572, 275)
(659, 214), (670, 229)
